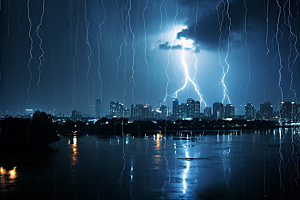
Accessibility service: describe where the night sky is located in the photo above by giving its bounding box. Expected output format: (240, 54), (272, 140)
(0, 0), (299, 115)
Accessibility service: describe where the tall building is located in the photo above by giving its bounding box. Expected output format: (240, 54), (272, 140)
(187, 98), (195, 118)
(224, 104), (235, 118)
(144, 105), (153, 119)
(124, 108), (131, 118)
(204, 107), (211, 118)
(280, 101), (296, 121)
(245, 102), (254, 119)
(195, 101), (200, 117)
(95, 99), (102, 118)
(179, 103), (187, 119)
(260, 102), (273, 119)
(173, 99), (179, 119)
(110, 102), (124, 118)
(131, 104), (144, 120)
(213, 102), (223, 119)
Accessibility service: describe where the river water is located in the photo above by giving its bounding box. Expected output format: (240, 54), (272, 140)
(1, 128), (300, 199)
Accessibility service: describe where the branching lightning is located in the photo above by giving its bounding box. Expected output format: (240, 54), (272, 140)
(143, 0), (150, 101)
(173, 39), (207, 107)
(284, 0), (299, 102)
(223, 0), (231, 104)
(114, 2), (127, 100)
(163, 1), (172, 104)
(27, 0), (33, 106)
(96, 0), (106, 103)
(243, 0), (251, 102)
(84, 0), (92, 109)
(216, 1), (231, 105)
(263, 0), (270, 102)
(275, 0), (284, 104)
(36, 0), (45, 90)
(128, 0), (136, 100)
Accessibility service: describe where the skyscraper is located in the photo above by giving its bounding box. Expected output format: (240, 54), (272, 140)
(179, 103), (187, 119)
(280, 101), (296, 121)
(260, 102), (273, 119)
(187, 98), (195, 118)
(195, 101), (200, 117)
(245, 102), (254, 119)
(131, 104), (144, 120)
(225, 104), (235, 118)
(95, 99), (102, 118)
(213, 102), (223, 119)
(110, 102), (124, 118)
(173, 99), (179, 119)
(204, 107), (211, 118)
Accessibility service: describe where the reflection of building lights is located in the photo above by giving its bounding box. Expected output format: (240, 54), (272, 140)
(73, 136), (77, 145)
(183, 162), (190, 194)
(0, 166), (17, 179)
(9, 167), (17, 179)
(182, 148), (190, 194)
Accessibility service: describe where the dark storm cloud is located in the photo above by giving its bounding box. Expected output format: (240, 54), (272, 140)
(159, 42), (183, 50)
(176, 0), (271, 50)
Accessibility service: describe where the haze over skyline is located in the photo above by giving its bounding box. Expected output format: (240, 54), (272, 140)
(1, 0), (300, 114)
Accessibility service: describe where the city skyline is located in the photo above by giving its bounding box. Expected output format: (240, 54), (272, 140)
(1, 0), (300, 114)
(7, 97), (299, 121)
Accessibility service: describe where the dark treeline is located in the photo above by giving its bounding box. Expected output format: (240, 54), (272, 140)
(0, 111), (280, 153)
(60, 117), (279, 136)
(0, 111), (60, 155)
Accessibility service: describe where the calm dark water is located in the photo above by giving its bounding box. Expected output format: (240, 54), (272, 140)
(1, 128), (300, 199)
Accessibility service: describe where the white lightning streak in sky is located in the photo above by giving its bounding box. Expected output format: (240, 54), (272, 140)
(27, 0), (33, 106)
(173, 39), (207, 107)
(36, 0), (45, 90)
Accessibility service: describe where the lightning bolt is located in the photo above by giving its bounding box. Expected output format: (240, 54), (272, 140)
(216, 1), (231, 105)
(243, 0), (251, 102)
(263, 0), (270, 102)
(96, 0), (106, 104)
(223, 0), (231, 104)
(112, 1), (126, 101)
(84, 0), (92, 111)
(36, 0), (45, 90)
(143, 0), (150, 101)
(275, 0), (284, 104)
(128, 0), (136, 101)
(163, 0), (171, 104)
(173, 39), (207, 107)
(27, 0), (33, 106)
(285, 0), (299, 102)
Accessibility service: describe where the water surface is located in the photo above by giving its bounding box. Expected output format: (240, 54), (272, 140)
(1, 128), (300, 199)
